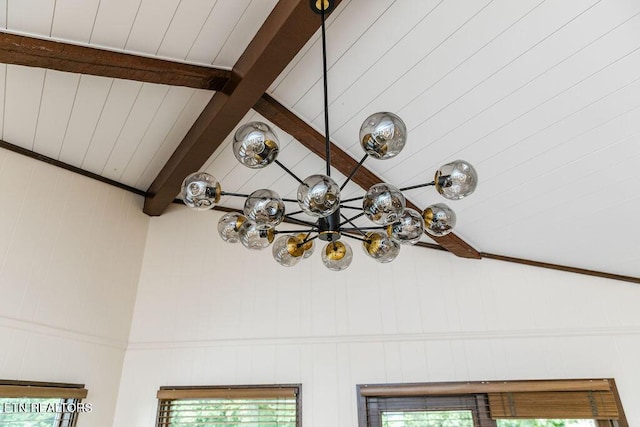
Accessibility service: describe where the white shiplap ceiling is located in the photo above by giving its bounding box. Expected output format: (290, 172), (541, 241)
(0, 0), (638, 279)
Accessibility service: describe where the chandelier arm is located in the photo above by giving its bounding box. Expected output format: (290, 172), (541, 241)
(341, 195), (365, 204)
(339, 212), (366, 237)
(339, 154), (368, 191)
(320, 2), (331, 177)
(274, 159), (305, 185)
(339, 212), (365, 228)
(283, 216), (318, 228)
(397, 181), (436, 192)
(220, 191), (250, 198)
(297, 233), (319, 247)
(340, 232), (371, 244)
(340, 226), (387, 232)
(282, 197), (300, 203)
(274, 228), (316, 234)
(339, 205), (363, 211)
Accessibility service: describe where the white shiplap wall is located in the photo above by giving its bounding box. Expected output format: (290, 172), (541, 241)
(113, 206), (640, 426)
(0, 150), (149, 427)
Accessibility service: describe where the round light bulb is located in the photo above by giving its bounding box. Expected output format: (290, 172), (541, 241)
(359, 112), (407, 160)
(272, 235), (305, 267)
(423, 203), (457, 237)
(321, 241), (353, 271)
(217, 212), (246, 243)
(362, 183), (406, 225)
(238, 221), (275, 249)
(387, 208), (425, 245)
(362, 231), (401, 263)
(233, 121), (280, 169)
(297, 174), (341, 218)
(181, 172), (221, 210)
(435, 160), (478, 200)
(243, 189), (285, 230)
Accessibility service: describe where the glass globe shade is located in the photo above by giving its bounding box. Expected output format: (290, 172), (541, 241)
(296, 233), (315, 259)
(272, 235), (305, 267)
(217, 212), (246, 243)
(362, 231), (401, 263)
(359, 112), (407, 160)
(435, 160), (478, 200)
(233, 121), (280, 169)
(321, 241), (353, 271)
(362, 183), (406, 225)
(387, 208), (425, 245)
(181, 172), (221, 210)
(423, 203), (457, 236)
(297, 174), (341, 217)
(243, 189), (285, 229)
(238, 221), (275, 249)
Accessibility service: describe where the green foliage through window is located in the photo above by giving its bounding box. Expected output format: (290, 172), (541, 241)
(0, 397), (63, 427)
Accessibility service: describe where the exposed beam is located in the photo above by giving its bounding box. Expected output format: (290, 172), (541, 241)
(0, 32), (230, 90)
(143, 0), (343, 216)
(254, 94), (482, 259)
(0, 139), (146, 196)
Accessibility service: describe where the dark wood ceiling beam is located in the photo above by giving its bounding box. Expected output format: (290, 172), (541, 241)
(0, 32), (230, 90)
(143, 0), (342, 216)
(254, 94), (481, 259)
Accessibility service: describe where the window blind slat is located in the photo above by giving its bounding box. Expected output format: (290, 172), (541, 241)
(0, 385), (87, 399)
(488, 391), (619, 420)
(157, 387), (297, 400)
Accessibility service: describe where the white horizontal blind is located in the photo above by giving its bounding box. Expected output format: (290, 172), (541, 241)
(156, 386), (300, 427)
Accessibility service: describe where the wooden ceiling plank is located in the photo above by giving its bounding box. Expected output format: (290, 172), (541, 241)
(143, 0), (342, 216)
(0, 32), (230, 90)
(254, 94), (481, 259)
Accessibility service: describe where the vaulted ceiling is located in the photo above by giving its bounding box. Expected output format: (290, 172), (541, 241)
(1, 0), (639, 282)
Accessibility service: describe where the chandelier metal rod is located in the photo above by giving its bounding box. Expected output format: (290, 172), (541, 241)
(285, 209), (305, 216)
(274, 228), (316, 234)
(297, 234), (319, 247)
(398, 181), (436, 192)
(220, 191), (299, 204)
(339, 212), (365, 227)
(320, 1), (331, 177)
(341, 195), (365, 203)
(274, 159), (304, 185)
(339, 154), (368, 191)
(339, 205), (362, 211)
(340, 212), (367, 236)
(340, 226), (387, 232)
(341, 232), (371, 244)
(283, 216), (318, 228)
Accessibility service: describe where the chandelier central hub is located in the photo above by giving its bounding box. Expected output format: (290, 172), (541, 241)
(318, 209), (341, 242)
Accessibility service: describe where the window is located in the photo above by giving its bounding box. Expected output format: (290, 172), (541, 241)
(0, 380), (89, 427)
(357, 379), (627, 427)
(156, 384), (301, 427)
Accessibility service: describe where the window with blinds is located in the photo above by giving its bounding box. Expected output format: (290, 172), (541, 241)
(0, 380), (89, 427)
(156, 384), (301, 427)
(357, 379), (628, 427)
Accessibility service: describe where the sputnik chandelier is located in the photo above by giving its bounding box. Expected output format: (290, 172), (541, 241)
(181, 0), (478, 271)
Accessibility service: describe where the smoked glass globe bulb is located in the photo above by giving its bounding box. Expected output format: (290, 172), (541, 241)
(272, 235), (305, 267)
(233, 121), (279, 169)
(217, 212), (246, 243)
(243, 189), (285, 229)
(359, 112), (407, 160)
(362, 231), (401, 263)
(362, 183), (406, 225)
(435, 160), (478, 200)
(321, 241), (353, 271)
(296, 233), (315, 259)
(297, 174), (341, 218)
(238, 221), (275, 249)
(423, 203), (456, 236)
(181, 172), (221, 210)
(387, 208), (425, 245)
